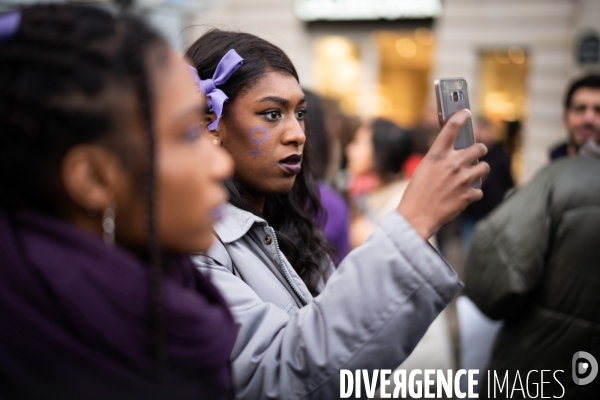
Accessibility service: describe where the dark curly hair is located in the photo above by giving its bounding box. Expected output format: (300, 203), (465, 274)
(0, 2), (168, 376)
(564, 74), (600, 110)
(186, 30), (332, 295)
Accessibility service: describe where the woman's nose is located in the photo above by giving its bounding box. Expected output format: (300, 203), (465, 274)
(282, 119), (306, 147)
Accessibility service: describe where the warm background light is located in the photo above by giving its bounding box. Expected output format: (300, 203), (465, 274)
(508, 46), (526, 64)
(396, 38), (417, 58)
(377, 31), (435, 127)
(479, 48), (529, 179)
(493, 48), (510, 64)
(314, 36), (361, 114)
(415, 27), (435, 46)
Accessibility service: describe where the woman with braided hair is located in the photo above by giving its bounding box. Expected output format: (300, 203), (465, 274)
(188, 31), (490, 399)
(0, 4), (236, 399)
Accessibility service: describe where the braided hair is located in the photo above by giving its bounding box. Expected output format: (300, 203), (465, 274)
(0, 4), (168, 375)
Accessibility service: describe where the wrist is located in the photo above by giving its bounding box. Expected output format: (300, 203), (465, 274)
(396, 206), (437, 240)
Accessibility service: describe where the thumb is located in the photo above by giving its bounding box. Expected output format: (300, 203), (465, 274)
(431, 109), (472, 152)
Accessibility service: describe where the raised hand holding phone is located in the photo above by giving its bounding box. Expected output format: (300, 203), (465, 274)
(435, 77), (482, 188)
(397, 109), (490, 240)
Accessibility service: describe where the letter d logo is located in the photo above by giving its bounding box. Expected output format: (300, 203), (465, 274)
(572, 351), (598, 385)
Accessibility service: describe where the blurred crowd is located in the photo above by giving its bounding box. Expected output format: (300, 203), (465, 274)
(303, 74), (600, 399)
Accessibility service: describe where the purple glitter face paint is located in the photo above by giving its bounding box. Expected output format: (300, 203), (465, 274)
(249, 126), (269, 160)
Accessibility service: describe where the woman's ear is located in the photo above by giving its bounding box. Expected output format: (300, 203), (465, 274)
(61, 144), (123, 213)
(203, 112), (220, 139)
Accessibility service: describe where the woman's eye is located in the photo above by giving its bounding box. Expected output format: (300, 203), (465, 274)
(263, 110), (283, 122)
(182, 125), (202, 142)
(295, 109), (307, 120)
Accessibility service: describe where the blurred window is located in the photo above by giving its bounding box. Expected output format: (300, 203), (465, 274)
(376, 28), (435, 127)
(314, 36), (361, 115)
(478, 47), (529, 179)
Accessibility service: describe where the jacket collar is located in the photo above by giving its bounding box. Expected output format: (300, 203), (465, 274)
(214, 203), (267, 243)
(579, 139), (600, 159)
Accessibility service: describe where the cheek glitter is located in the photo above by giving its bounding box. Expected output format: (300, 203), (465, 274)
(249, 126), (269, 160)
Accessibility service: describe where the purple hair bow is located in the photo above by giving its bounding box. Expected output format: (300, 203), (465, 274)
(187, 63), (203, 90)
(0, 11), (21, 41)
(191, 49), (244, 131)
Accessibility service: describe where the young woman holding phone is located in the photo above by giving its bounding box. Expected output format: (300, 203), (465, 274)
(187, 30), (489, 399)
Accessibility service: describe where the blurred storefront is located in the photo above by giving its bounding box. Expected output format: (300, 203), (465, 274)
(434, 0), (600, 182)
(298, 0), (441, 128)
(4, 0), (600, 182)
(188, 0), (600, 183)
(190, 0), (441, 128)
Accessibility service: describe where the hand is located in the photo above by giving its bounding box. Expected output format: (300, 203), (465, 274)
(397, 110), (490, 240)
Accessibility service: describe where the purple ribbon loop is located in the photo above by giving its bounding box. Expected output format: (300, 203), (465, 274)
(186, 64), (203, 92)
(0, 11), (21, 42)
(200, 49), (244, 130)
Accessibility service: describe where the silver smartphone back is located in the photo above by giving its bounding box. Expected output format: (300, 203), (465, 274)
(434, 77), (481, 188)
(434, 77), (475, 149)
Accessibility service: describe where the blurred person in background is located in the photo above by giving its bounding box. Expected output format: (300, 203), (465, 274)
(303, 89), (350, 264)
(0, 4), (237, 399)
(550, 74), (600, 159)
(405, 105), (440, 179)
(346, 118), (413, 249)
(461, 116), (514, 251)
(319, 97), (361, 194)
(187, 29), (489, 400)
(321, 97), (361, 171)
(465, 109), (600, 398)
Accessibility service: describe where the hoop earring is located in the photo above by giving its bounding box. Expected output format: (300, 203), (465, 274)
(103, 207), (116, 246)
(215, 128), (221, 134)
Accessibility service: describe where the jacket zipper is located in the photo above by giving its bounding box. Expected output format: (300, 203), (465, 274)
(268, 227), (308, 306)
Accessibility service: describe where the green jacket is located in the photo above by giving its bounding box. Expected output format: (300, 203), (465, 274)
(465, 156), (600, 399)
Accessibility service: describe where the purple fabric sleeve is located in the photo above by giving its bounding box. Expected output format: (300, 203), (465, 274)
(318, 182), (350, 265)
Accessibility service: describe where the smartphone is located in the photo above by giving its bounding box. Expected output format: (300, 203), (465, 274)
(434, 77), (481, 188)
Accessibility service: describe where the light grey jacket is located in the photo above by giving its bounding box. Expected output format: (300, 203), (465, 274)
(193, 203), (462, 400)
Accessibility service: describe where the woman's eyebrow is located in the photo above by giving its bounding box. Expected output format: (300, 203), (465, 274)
(256, 96), (289, 105)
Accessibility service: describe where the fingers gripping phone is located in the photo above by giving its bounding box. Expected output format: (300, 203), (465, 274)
(434, 77), (482, 188)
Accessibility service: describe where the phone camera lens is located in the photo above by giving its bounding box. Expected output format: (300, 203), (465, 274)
(452, 91), (459, 101)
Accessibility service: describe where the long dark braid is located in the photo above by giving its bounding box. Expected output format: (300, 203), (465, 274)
(0, 3), (168, 377)
(121, 18), (168, 376)
(141, 54), (167, 380)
